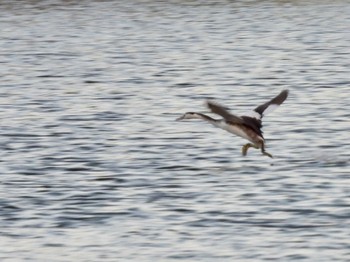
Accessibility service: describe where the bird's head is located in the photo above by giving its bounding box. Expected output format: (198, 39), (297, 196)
(176, 112), (200, 121)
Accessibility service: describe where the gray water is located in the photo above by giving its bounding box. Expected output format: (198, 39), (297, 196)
(1, 0), (350, 261)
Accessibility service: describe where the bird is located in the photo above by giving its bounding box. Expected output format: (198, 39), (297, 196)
(176, 90), (289, 158)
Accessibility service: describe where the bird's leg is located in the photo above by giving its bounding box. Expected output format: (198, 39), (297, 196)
(241, 143), (250, 156)
(260, 142), (273, 158)
(241, 143), (257, 156)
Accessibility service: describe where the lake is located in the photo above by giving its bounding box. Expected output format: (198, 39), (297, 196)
(0, 0), (349, 261)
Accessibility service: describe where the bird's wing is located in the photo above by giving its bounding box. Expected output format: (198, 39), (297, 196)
(252, 89), (289, 120)
(241, 116), (263, 137)
(206, 100), (243, 123)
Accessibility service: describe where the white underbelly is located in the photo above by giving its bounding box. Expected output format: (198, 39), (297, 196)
(215, 122), (257, 143)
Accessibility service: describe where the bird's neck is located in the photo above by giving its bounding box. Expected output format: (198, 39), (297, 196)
(194, 113), (220, 126)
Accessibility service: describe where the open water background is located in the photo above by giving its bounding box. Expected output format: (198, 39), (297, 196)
(0, 0), (350, 261)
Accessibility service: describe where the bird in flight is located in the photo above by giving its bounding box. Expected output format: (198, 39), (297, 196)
(176, 90), (289, 158)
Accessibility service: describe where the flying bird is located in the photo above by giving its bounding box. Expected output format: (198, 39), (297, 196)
(176, 90), (289, 158)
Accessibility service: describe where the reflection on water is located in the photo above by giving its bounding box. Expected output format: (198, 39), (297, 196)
(1, 0), (349, 261)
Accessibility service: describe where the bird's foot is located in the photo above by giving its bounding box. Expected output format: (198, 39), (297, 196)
(241, 144), (250, 156)
(243, 143), (272, 158)
(262, 150), (273, 158)
(242, 143), (257, 156)
(259, 141), (273, 158)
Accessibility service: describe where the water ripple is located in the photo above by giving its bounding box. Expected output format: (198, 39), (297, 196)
(1, 1), (350, 261)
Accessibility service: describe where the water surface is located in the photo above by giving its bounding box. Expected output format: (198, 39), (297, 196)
(0, 1), (349, 261)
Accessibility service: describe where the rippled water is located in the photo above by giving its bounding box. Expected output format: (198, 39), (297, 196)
(1, 0), (350, 261)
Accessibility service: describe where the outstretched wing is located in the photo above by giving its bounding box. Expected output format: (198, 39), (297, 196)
(206, 100), (243, 123)
(253, 89), (289, 120)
